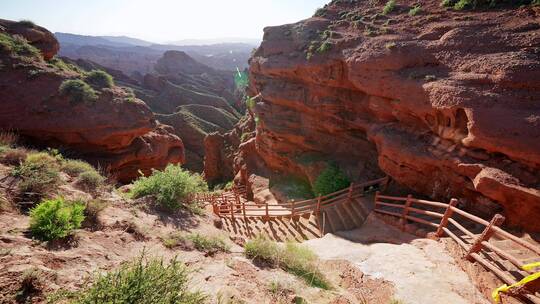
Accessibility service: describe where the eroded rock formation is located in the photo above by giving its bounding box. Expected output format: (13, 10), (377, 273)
(0, 20), (184, 182)
(215, 1), (540, 231)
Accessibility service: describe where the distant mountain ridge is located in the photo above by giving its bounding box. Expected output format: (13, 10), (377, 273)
(55, 32), (256, 72)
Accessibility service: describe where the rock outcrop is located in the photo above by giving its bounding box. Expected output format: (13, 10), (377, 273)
(240, 1), (540, 231)
(0, 21), (184, 182)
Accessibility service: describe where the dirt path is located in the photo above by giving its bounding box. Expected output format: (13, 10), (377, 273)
(304, 214), (490, 304)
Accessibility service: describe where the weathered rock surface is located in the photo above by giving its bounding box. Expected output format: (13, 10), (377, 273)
(0, 21), (184, 182)
(0, 19), (59, 60)
(244, 1), (540, 230)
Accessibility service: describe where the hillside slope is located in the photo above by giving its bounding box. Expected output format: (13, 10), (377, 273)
(0, 19), (184, 182)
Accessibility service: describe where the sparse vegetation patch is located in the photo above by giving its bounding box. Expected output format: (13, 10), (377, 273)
(244, 235), (331, 289)
(0, 33), (41, 59)
(85, 70), (114, 89)
(59, 79), (98, 103)
(382, 0), (397, 15)
(131, 164), (208, 212)
(29, 198), (85, 241)
(69, 254), (206, 303)
(12, 152), (61, 201)
(313, 164), (350, 196)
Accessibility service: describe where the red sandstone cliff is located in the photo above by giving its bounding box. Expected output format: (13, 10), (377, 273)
(211, 1), (540, 231)
(0, 19), (184, 182)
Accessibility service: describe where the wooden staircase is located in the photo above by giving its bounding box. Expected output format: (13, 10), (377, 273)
(319, 195), (374, 234)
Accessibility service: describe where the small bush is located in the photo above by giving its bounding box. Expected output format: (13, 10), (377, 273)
(281, 242), (330, 289)
(314, 7), (326, 17)
(18, 20), (36, 27)
(12, 152), (61, 200)
(313, 164), (350, 196)
(29, 198), (85, 241)
(385, 42), (397, 50)
(71, 254), (206, 304)
(409, 5), (422, 15)
(244, 235), (281, 266)
(82, 199), (107, 229)
(0, 147), (28, 166)
(59, 79), (98, 103)
(62, 159), (95, 177)
(0, 33), (41, 58)
(317, 41), (332, 53)
(187, 233), (230, 254)
(76, 170), (105, 191)
(85, 70), (114, 89)
(131, 164), (208, 211)
(382, 0), (396, 15)
(244, 235), (330, 289)
(48, 57), (84, 74)
(0, 131), (18, 146)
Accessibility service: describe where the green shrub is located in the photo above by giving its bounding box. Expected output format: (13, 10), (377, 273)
(0, 33), (41, 58)
(244, 235), (330, 289)
(454, 0), (472, 9)
(385, 42), (397, 50)
(12, 152), (61, 199)
(281, 242), (330, 289)
(317, 41), (332, 53)
(409, 5), (422, 15)
(76, 170), (105, 191)
(85, 70), (114, 88)
(314, 7), (326, 17)
(48, 57), (84, 74)
(29, 198), (85, 241)
(59, 79), (98, 103)
(62, 159), (95, 177)
(187, 233), (230, 254)
(18, 20), (36, 27)
(131, 164), (208, 211)
(71, 254), (206, 304)
(382, 0), (396, 15)
(244, 235), (281, 266)
(313, 164), (350, 196)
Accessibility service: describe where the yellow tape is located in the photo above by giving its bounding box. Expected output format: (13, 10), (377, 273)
(492, 262), (540, 303)
(522, 262), (540, 271)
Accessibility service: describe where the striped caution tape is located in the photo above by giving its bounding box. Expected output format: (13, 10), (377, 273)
(492, 262), (540, 303)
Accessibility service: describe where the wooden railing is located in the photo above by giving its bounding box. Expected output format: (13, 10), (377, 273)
(374, 193), (540, 304)
(209, 177), (389, 220)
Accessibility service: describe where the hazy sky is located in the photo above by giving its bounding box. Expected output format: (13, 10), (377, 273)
(1, 0), (328, 43)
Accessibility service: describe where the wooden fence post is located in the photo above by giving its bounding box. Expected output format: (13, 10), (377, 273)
(436, 198), (458, 237)
(347, 182), (354, 202)
(316, 195), (322, 215)
(466, 214), (505, 261)
(229, 199), (235, 221)
(374, 191), (380, 208)
(291, 200), (295, 217)
(265, 203), (269, 221)
(400, 194), (413, 227)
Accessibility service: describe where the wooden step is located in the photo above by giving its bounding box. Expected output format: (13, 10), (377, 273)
(350, 199), (368, 220)
(342, 202), (363, 227)
(334, 204), (355, 231)
(322, 208), (340, 234)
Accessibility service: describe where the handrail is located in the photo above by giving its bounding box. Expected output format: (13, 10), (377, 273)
(373, 193), (540, 302)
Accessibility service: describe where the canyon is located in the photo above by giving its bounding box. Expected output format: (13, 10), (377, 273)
(206, 0), (540, 232)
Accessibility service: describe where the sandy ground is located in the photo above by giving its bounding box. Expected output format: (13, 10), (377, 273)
(304, 214), (490, 304)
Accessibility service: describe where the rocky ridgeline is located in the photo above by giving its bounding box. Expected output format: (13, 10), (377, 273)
(0, 19), (184, 182)
(205, 0), (540, 231)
